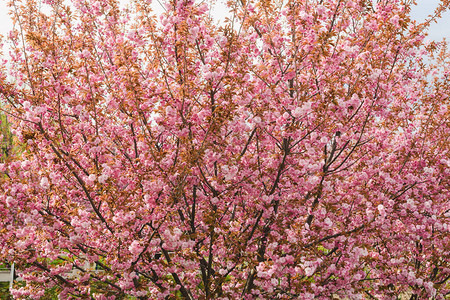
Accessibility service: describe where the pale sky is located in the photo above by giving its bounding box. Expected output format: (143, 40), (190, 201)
(0, 1), (449, 43)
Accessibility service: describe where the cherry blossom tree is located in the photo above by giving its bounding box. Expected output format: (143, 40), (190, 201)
(1, 0), (449, 298)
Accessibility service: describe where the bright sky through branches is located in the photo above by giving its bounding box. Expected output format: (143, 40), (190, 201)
(0, 0), (449, 41)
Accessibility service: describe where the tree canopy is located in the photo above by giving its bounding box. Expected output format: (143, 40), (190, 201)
(0, 0), (449, 298)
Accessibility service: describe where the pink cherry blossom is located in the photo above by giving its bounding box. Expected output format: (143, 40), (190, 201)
(0, 0), (449, 298)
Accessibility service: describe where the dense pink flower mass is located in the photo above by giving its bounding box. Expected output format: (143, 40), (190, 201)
(1, 0), (450, 298)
